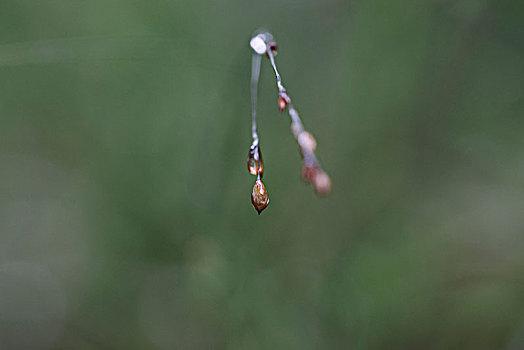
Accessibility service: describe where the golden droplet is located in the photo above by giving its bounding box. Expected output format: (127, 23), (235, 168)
(251, 178), (269, 214)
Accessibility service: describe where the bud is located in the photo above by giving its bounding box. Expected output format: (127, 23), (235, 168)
(278, 96), (287, 113)
(301, 165), (317, 182)
(277, 91), (290, 113)
(265, 41), (278, 58)
(247, 147), (264, 177)
(251, 178), (269, 214)
(311, 170), (332, 196)
(297, 131), (317, 153)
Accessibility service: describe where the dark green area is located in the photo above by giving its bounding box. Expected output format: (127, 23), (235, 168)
(0, 0), (523, 349)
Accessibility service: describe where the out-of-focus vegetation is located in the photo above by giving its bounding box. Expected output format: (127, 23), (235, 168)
(1, 0), (523, 349)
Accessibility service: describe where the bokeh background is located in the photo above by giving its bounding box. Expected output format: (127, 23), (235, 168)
(1, 0), (524, 349)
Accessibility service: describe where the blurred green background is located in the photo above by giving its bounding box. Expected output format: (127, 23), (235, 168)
(1, 0), (524, 349)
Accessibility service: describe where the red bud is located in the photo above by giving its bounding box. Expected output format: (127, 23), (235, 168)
(277, 91), (290, 113)
(247, 147), (264, 177)
(265, 42), (278, 58)
(301, 165), (317, 182)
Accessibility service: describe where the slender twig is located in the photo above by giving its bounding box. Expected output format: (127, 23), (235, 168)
(250, 53), (261, 144)
(247, 31), (331, 214)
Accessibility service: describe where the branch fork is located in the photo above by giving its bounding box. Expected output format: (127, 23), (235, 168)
(247, 31), (331, 214)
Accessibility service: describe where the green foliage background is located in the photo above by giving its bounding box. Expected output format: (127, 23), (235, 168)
(1, 0), (523, 349)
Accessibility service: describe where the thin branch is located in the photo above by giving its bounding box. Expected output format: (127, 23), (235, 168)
(247, 31), (331, 214)
(256, 32), (331, 195)
(250, 53), (261, 143)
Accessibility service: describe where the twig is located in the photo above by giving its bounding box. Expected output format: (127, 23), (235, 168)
(247, 43), (268, 215)
(247, 31), (331, 214)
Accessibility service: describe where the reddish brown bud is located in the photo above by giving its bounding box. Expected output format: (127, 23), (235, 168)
(265, 42), (278, 58)
(311, 170), (332, 196)
(301, 165), (317, 182)
(278, 91), (290, 113)
(251, 178), (269, 214)
(278, 97), (287, 113)
(247, 147), (264, 177)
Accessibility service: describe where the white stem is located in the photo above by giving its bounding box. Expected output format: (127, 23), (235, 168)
(251, 53), (261, 143)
